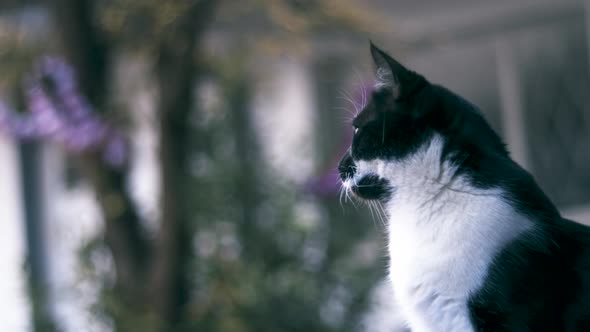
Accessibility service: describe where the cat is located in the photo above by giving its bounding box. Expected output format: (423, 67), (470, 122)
(338, 42), (590, 332)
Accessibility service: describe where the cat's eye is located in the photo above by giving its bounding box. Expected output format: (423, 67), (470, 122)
(354, 127), (359, 134)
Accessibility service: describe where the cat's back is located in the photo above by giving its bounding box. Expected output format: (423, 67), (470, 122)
(469, 217), (590, 331)
(560, 218), (590, 330)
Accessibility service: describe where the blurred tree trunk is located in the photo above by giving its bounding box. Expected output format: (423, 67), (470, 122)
(48, 0), (218, 330)
(226, 72), (263, 259)
(19, 142), (58, 332)
(49, 0), (151, 321)
(151, 1), (217, 328)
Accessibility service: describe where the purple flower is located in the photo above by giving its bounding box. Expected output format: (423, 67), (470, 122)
(0, 56), (128, 167)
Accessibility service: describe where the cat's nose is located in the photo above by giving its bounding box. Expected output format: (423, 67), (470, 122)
(338, 150), (356, 181)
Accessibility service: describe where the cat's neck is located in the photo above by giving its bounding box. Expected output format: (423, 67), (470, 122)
(382, 136), (534, 332)
(373, 134), (525, 224)
(356, 135), (465, 208)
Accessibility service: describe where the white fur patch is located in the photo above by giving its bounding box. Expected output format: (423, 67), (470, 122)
(352, 135), (533, 332)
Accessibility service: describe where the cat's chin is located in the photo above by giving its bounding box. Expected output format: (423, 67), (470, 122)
(350, 174), (391, 201)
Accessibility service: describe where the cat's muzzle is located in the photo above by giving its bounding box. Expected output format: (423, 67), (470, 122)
(338, 150), (356, 181)
(338, 151), (391, 201)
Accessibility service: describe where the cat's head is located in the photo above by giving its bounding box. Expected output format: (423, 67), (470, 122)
(338, 43), (507, 201)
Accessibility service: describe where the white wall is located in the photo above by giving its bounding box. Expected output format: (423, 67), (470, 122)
(0, 137), (30, 332)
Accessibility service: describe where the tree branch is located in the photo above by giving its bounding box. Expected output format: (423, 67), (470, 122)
(48, 0), (151, 311)
(50, 0), (108, 106)
(150, 0), (218, 328)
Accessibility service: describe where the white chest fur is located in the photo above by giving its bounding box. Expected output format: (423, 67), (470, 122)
(353, 136), (533, 332)
(387, 189), (532, 332)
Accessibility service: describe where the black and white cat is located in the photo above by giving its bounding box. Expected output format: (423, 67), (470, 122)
(339, 43), (590, 332)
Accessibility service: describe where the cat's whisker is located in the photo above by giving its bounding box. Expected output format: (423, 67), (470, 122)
(376, 201), (388, 227)
(339, 89), (359, 107)
(346, 188), (359, 210)
(345, 188), (352, 205)
(367, 201), (379, 229)
(334, 105), (355, 112)
(338, 185), (346, 210)
(368, 200), (376, 219)
(342, 185), (349, 204)
(337, 89), (361, 115)
(337, 114), (356, 125)
(372, 201), (383, 228)
(352, 67), (368, 109)
(333, 105), (357, 118)
(369, 200), (385, 229)
(336, 97), (359, 117)
(353, 183), (380, 187)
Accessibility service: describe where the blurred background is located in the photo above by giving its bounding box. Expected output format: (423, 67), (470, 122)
(1, 0), (589, 331)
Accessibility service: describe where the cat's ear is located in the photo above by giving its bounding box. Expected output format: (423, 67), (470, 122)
(370, 41), (422, 100)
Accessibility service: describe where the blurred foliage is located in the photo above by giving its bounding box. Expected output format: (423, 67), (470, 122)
(1, 1), (387, 331)
(0, 19), (51, 93)
(95, 0), (388, 56)
(179, 67), (383, 331)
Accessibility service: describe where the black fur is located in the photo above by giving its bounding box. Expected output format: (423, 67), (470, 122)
(352, 174), (391, 200)
(338, 43), (590, 331)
